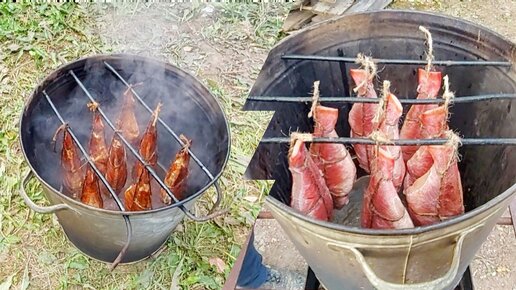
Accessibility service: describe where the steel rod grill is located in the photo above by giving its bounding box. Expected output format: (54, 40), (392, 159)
(281, 54), (512, 67)
(43, 91), (125, 210)
(247, 94), (516, 104)
(69, 71), (183, 205)
(103, 61), (215, 180)
(251, 54), (515, 146)
(42, 90), (132, 269)
(260, 137), (516, 146)
(69, 70), (223, 222)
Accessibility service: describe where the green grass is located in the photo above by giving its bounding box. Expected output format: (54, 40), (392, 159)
(0, 3), (287, 289)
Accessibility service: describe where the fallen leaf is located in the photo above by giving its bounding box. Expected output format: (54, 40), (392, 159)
(0, 273), (14, 290)
(208, 257), (226, 273)
(170, 258), (184, 290)
(183, 46), (193, 52)
(20, 264), (30, 290)
(244, 196), (258, 203)
(7, 44), (20, 52)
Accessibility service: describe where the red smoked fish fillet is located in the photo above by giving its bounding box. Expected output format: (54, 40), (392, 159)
(400, 69), (442, 161)
(405, 135), (464, 226)
(376, 91), (406, 191)
(361, 147), (414, 229)
(348, 69), (378, 173)
(290, 138), (333, 221)
(310, 105), (357, 209)
(404, 105), (448, 189)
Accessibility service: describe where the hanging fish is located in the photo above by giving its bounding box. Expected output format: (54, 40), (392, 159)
(133, 103), (161, 180)
(53, 124), (83, 199)
(87, 102), (109, 176)
(161, 135), (192, 205)
(80, 165), (103, 208)
(289, 134), (333, 221)
(348, 54), (379, 173)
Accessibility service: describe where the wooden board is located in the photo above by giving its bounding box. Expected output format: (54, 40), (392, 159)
(282, 9), (315, 33)
(311, 0), (355, 15)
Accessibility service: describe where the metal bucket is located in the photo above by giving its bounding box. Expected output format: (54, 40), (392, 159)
(19, 54), (230, 264)
(244, 10), (516, 290)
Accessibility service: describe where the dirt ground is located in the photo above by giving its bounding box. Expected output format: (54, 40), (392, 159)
(252, 1), (516, 290)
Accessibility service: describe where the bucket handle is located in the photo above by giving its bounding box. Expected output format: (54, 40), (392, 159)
(179, 180), (229, 222)
(19, 171), (75, 214)
(329, 224), (483, 290)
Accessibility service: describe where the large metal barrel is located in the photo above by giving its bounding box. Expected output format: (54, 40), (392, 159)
(244, 10), (516, 290)
(19, 54), (230, 264)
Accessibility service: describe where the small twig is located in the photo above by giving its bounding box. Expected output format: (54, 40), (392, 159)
(152, 102), (163, 127)
(373, 80), (391, 124)
(353, 53), (377, 93)
(308, 80), (321, 119)
(419, 26), (434, 72)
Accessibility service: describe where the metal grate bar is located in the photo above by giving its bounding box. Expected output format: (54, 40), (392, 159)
(103, 61), (215, 180)
(69, 70), (185, 207)
(43, 91), (125, 210)
(260, 137), (516, 146)
(247, 93), (516, 104)
(281, 54), (512, 67)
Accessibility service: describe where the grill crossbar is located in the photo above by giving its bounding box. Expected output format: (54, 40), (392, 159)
(103, 61), (215, 180)
(249, 54), (515, 146)
(68, 70), (191, 210)
(282, 54), (512, 67)
(261, 137), (516, 146)
(247, 94), (516, 104)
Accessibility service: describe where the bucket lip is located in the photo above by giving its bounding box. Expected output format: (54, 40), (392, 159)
(262, 9), (516, 235)
(19, 53), (231, 216)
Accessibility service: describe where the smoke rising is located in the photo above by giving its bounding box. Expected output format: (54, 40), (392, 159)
(21, 3), (229, 210)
